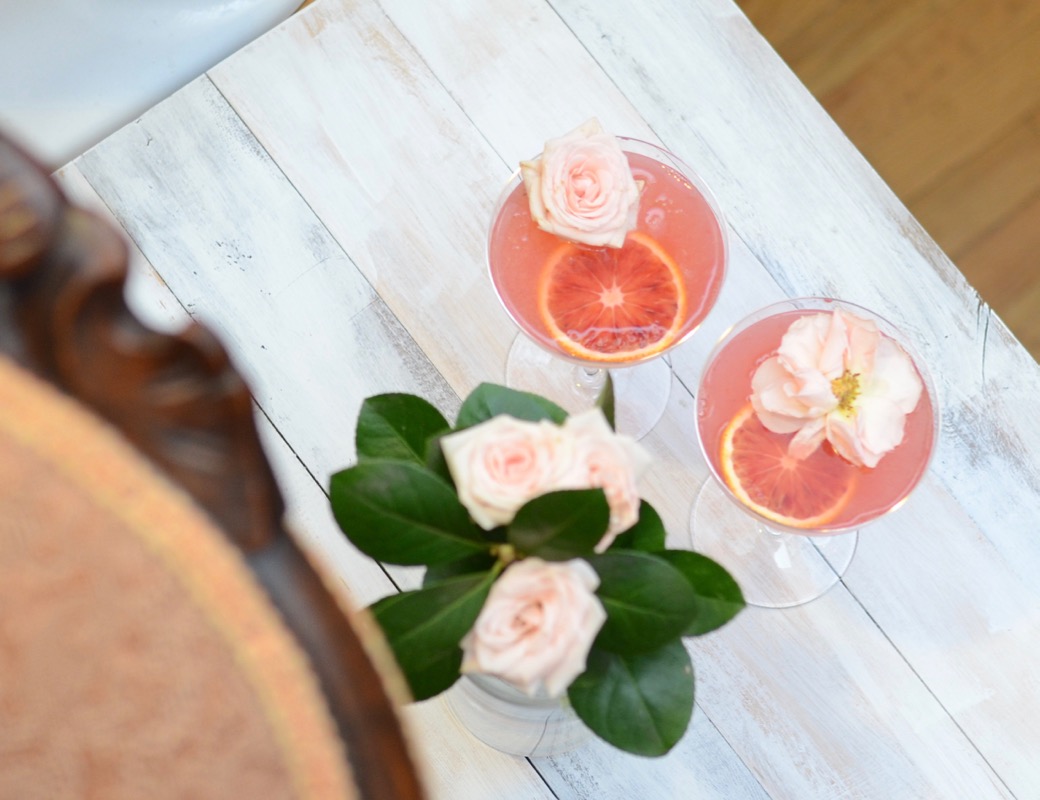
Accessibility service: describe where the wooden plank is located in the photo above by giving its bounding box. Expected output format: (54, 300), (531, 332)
(546, 0), (1040, 795)
(817, 0), (1040, 199)
(78, 78), (461, 485)
(913, 106), (1040, 259)
(770, 0), (960, 98)
(52, 164), (191, 334)
(743, 0), (1040, 360)
(959, 190), (1040, 355)
(209, 0), (529, 402)
(735, 0), (837, 51)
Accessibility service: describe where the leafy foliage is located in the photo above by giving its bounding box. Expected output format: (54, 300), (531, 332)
(329, 460), (485, 565)
(456, 382), (567, 428)
(508, 489), (610, 560)
(569, 640), (694, 756)
(372, 572), (495, 700)
(328, 382), (744, 756)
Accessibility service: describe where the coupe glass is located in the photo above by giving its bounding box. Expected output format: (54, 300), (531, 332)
(487, 137), (727, 439)
(690, 298), (939, 608)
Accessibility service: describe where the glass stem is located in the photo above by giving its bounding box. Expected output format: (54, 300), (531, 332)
(573, 366), (606, 399)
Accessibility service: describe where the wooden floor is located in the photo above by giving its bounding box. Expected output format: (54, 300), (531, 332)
(737, 0), (1040, 360)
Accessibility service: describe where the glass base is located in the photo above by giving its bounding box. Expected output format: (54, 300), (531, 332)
(445, 674), (592, 758)
(689, 479), (857, 608)
(504, 334), (671, 439)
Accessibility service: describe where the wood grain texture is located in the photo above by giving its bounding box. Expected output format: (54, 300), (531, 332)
(737, 0), (1040, 360)
(911, 108), (1040, 257)
(68, 0), (1040, 796)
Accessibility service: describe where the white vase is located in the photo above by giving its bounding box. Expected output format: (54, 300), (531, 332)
(445, 673), (592, 757)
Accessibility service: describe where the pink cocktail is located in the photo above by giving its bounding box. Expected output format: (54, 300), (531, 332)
(691, 298), (939, 607)
(489, 145), (726, 366)
(488, 135), (727, 438)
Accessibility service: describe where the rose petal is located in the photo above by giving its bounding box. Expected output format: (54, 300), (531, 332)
(854, 395), (909, 461)
(818, 312), (851, 376)
(788, 416), (827, 460)
(442, 416), (571, 529)
(841, 310), (879, 375)
(786, 368), (839, 414)
(558, 409), (650, 550)
(777, 314), (835, 376)
(868, 336), (923, 414)
(751, 309), (922, 469)
(751, 357), (813, 430)
(825, 412), (872, 467)
(459, 558), (606, 697)
(520, 118), (640, 248)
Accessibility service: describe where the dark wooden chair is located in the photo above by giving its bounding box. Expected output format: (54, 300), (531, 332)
(0, 132), (425, 800)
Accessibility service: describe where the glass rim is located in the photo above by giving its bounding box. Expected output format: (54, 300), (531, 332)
(694, 296), (942, 535)
(484, 136), (729, 369)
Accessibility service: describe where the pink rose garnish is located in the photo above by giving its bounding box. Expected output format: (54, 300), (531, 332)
(750, 309), (923, 468)
(460, 557), (606, 697)
(556, 409), (651, 551)
(520, 118), (641, 248)
(442, 409), (651, 543)
(441, 415), (571, 530)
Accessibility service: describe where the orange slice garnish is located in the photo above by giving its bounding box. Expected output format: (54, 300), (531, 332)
(538, 231), (686, 363)
(720, 405), (857, 529)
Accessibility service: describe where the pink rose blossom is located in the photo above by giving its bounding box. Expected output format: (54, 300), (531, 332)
(520, 118), (641, 248)
(556, 410), (651, 551)
(460, 558), (606, 697)
(750, 309), (923, 468)
(441, 415), (571, 530)
(442, 409), (651, 542)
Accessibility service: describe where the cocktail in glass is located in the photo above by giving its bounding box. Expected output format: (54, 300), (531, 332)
(488, 136), (726, 438)
(691, 298), (938, 607)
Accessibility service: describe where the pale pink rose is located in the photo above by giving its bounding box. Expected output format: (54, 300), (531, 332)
(556, 409), (652, 551)
(460, 558), (606, 697)
(750, 309), (923, 468)
(441, 415), (574, 530)
(519, 118), (641, 248)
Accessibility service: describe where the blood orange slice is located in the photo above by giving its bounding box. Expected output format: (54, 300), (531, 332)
(720, 405), (857, 529)
(538, 231), (686, 362)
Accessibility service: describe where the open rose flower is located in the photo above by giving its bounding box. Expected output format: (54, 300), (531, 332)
(441, 415), (572, 530)
(460, 557), (606, 697)
(442, 409), (651, 546)
(750, 309), (923, 468)
(556, 409), (651, 551)
(520, 118), (641, 248)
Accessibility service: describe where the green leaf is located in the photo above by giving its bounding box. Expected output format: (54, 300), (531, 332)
(424, 431), (454, 484)
(608, 500), (666, 552)
(569, 640), (694, 756)
(422, 551), (498, 586)
(371, 572), (494, 700)
(654, 550), (745, 636)
(329, 460), (487, 565)
(356, 393), (450, 465)
(596, 372), (616, 430)
(456, 383), (568, 429)
(507, 489), (610, 560)
(589, 551), (698, 653)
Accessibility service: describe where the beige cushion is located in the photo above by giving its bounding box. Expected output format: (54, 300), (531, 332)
(0, 354), (356, 799)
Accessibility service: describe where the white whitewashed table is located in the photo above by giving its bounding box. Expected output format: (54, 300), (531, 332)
(55, 0), (1040, 797)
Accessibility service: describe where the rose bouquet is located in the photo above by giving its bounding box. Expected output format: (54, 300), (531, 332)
(329, 381), (744, 757)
